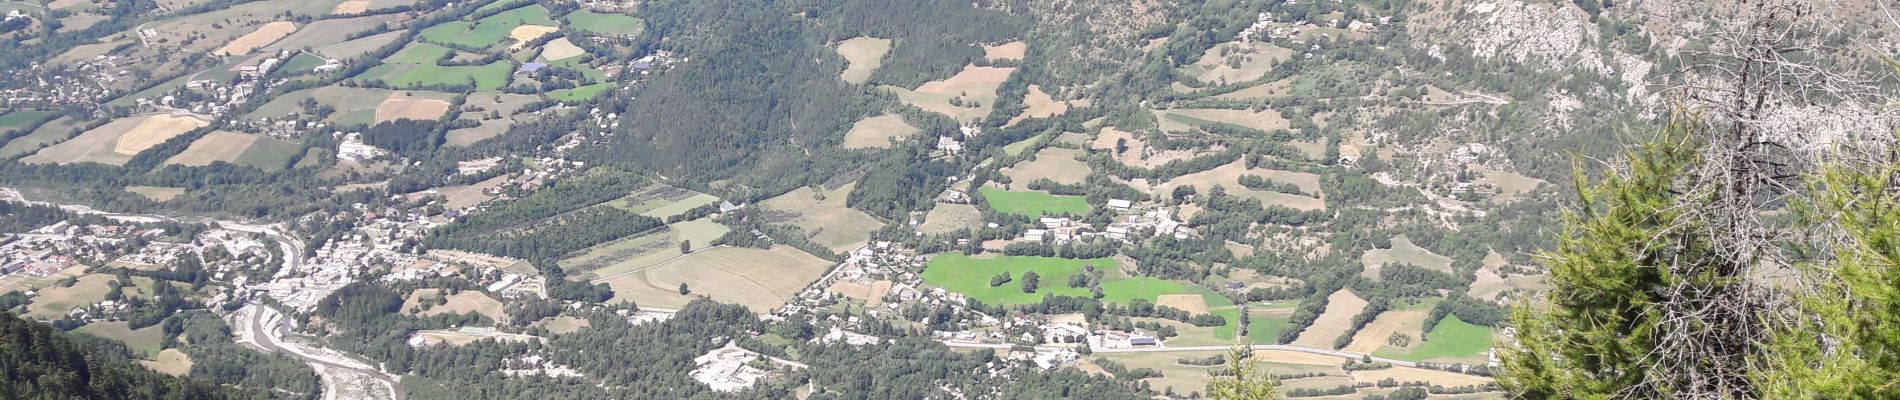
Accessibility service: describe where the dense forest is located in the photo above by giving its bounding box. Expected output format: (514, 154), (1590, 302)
(579, 0), (877, 194)
(0, 311), (262, 400)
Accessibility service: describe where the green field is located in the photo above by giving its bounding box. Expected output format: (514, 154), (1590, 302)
(0, 116), (78, 157)
(75, 321), (164, 358)
(1001, 135), (1039, 155)
(0, 111), (54, 131)
(234, 137), (302, 170)
(276, 53), (327, 76)
(418, 5), (556, 48)
(245, 86), (392, 126)
(565, 10), (642, 35)
(550, 58), (604, 81)
(358, 61), (511, 91)
(922, 254), (1217, 307)
(473, 0), (529, 13)
(979, 187), (1090, 217)
(1374, 315), (1494, 362)
(1244, 302), (1296, 344)
(549, 83), (610, 101)
(385, 42), (453, 64)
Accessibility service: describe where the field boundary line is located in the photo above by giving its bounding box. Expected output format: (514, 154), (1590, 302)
(588, 244), (731, 284)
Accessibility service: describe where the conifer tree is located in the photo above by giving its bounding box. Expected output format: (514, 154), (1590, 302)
(1500, 121), (1746, 397)
(1755, 157), (1900, 397)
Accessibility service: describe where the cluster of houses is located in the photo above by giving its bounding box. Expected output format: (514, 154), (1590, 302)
(0, 58), (124, 110)
(154, 50), (302, 118)
(787, 241), (932, 316)
(0, 221), (162, 276)
(1014, 202), (1194, 245)
(260, 206), (445, 310)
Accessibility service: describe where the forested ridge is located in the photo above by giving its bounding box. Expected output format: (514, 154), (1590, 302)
(0, 311), (262, 400)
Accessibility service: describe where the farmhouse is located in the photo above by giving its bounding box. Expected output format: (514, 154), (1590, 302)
(336, 132), (386, 162)
(485, 273), (522, 292)
(1091, 329), (1160, 349)
(936, 136), (963, 154)
(1040, 323), (1089, 343)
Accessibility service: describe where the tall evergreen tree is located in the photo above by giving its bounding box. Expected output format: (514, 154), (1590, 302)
(1500, 121), (1753, 397)
(1208, 343), (1277, 400)
(1755, 157), (1900, 397)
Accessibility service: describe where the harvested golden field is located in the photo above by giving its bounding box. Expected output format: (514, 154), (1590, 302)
(599, 245), (831, 312)
(983, 41), (1026, 60)
(917, 204), (984, 234)
(826, 279), (892, 307)
(1288, 138), (1327, 159)
(917, 66), (1015, 92)
(1152, 160), (1325, 211)
(1213, 77), (1294, 100)
(533, 316), (590, 334)
(53, 41), (126, 65)
(507, 25), (558, 50)
(431, 174), (507, 210)
(1002, 147), (1091, 185)
(446, 92), (541, 146)
(1253, 349), (1351, 367)
(1093, 351), (1226, 395)
(115, 114), (208, 154)
(1468, 268), (1511, 302)
(885, 65), (1015, 122)
(331, 0), (369, 15)
(1472, 164), (1545, 201)
(1099, 350), (1352, 395)
(834, 36), (891, 84)
(375, 93), (452, 123)
(48, 0), (90, 10)
(539, 37), (585, 61)
(1290, 289), (1369, 349)
(1180, 41), (1292, 84)
(1343, 303), (1431, 354)
(215, 21), (297, 56)
(25, 114), (207, 166)
(1154, 108), (1290, 133)
(139, 349), (193, 376)
(125, 186), (186, 201)
(609, 184), (720, 219)
(404, 289), (507, 321)
(0, 264), (86, 297)
(1351, 366), (1495, 387)
(563, 218), (730, 279)
(760, 182), (884, 253)
(26, 274), (125, 319)
(842, 114), (921, 149)
(163, 130), (257, 166)
(1008, 84), (1087, 125)
(1360, 235), (1454, 278)
(1089, 127), (1215, 168)
(1154, 294), (1208, 314)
